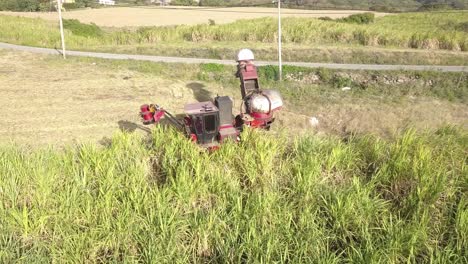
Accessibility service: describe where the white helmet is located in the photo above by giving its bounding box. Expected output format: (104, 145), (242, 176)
(237, 49), (254, 62)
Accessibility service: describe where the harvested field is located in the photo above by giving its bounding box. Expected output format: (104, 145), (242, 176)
(0, 49), (467, 146)
(0, 52), (220, 146)
(0, 6), (386, 27)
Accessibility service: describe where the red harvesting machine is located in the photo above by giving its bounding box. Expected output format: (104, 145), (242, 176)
(140, 49), (283, 149)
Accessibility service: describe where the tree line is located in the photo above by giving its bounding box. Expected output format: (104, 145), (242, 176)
(1, 0), (466, 12)
(0, 0), (95, 11)
(171, 0), (467, 11)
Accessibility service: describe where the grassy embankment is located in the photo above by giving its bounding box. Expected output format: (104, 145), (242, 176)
(34, 49), (468, 107)
(63, 55), (467, 104)
(0, 125), (467, 262)
(0, 12), (467, 65)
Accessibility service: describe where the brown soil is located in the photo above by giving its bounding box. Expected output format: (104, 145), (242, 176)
(0, 50), (466, 147)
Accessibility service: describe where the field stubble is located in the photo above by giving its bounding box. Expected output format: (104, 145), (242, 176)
(0, 50), (466, 146)
(0, 7), (386, 27)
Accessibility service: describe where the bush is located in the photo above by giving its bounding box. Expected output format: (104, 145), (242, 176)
(62, 3), (81, 10)
(0, 0), (40, 11)
(198, 0), (228, 6)
(172, 0), (196, 5)
(318, 16), (333, 21)
(258, 65), (279, 81)
(62, 19), (104, 38)
(338, 13), (375, 24)
(75, 0), (95, 7)
(316, 68), (333, 82)
(332, 75), (355, 88)
(418, 4), (453, 11)
(456, 22), (468, 33)
(369, 5), (399, 12)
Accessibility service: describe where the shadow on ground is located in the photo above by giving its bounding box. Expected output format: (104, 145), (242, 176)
(187, 82), (212, 102)
(118, 120), (152, 134)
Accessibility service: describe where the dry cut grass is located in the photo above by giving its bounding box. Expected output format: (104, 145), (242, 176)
(0, 50), (467, 146)
(0, 6), (386, 27)
(0, 50), (223, 145)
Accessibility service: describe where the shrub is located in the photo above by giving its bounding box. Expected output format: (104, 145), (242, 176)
(172, 0), (196, 5)
(456, 22), (468, 33)
(332, 75), (354, 88)
(338, 13), (375, 24)
(369, 5), (399, 12)
(418, 4), (453, 11)
(316, 68), (333, 82)
(62, 19), (104, 38)
(62, 3), (82, 10)
(258, 65), (279, 81)
(0, 0), (41, 11)
(318, 16), (333, 21)
(38, 2), (55, 11)
(75, 0), (96, 7)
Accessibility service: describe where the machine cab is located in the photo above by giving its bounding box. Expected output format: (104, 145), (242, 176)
(184, 102), (220, 146)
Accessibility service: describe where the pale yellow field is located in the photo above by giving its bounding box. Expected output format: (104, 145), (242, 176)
(0, 6), (387, 27)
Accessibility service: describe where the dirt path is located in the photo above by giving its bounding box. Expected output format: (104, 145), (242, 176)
(0, 50), (466, 147)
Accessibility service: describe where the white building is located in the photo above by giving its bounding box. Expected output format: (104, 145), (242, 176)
(151, 0), (171, 5)
(98, 0), (115, 5)
(152, 0), (201, 5)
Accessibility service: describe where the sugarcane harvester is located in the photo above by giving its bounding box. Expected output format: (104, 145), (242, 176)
(234, 49), (283, 130)
(139, 49), (283, 148)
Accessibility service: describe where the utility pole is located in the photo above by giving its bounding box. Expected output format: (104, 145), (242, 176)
(57, 0), (66, 59)
(277, 0), (282, 81)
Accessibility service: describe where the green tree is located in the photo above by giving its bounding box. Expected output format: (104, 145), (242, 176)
(172, 0), (196, 5)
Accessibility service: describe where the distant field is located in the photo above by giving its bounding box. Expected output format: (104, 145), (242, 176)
(0, 11), (467, 63)
(0, 6), (386, 27)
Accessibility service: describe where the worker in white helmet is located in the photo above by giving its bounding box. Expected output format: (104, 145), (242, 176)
(236, 49), (255, 77)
